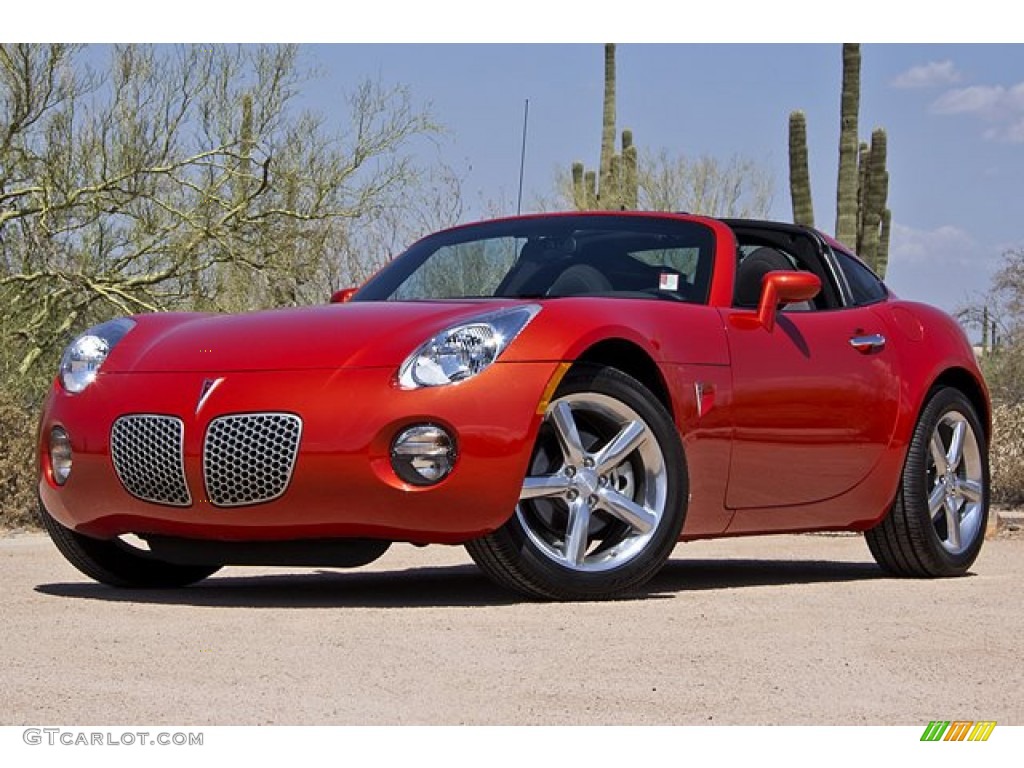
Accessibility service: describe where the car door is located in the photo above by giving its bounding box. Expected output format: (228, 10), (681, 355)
(720, 241), (901, 510)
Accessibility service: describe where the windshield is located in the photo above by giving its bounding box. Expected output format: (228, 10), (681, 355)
(353, 214), (716, 304)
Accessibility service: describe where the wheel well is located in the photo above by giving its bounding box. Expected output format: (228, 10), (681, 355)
(573, 339), (673, 413)
(930, 367), (991, 441)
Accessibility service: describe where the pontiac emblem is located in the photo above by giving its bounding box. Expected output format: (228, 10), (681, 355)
(196, 377), (224, 415)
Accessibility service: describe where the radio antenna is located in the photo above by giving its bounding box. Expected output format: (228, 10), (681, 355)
(516, 98), (530, 215)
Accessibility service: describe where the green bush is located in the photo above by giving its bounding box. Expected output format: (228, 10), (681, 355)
(990, 402), (1024, 505)
(0, 389), (39, 529)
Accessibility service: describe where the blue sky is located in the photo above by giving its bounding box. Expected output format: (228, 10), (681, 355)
(297, 43), (1024, 318)
(10, 3), (1022, 318)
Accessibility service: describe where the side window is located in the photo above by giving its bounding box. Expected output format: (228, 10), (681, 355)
(727, 226), (846, 310)
(734, 245), (822, 310)
(834, 249), (887, 306)
(631, 247), (701, 280)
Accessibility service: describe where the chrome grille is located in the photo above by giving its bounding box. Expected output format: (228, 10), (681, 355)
(111, 415), (191, 507)
(203, 413), (302, 507)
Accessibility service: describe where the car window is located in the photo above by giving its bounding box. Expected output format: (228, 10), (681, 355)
(726, 224), (845, 311)
(733, 244), (823, 311)
(834, 249), (888, 305)
(392, 238), (520, 300)
(630, 247), (701, 281)
(356, 215), (717, 304)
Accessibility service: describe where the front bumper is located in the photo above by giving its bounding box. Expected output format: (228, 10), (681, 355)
(38, 362), (561, 544)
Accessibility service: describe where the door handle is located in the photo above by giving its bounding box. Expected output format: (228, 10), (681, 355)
(849, 333), (886, 353)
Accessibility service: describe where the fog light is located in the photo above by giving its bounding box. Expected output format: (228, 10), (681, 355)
(391, 424), (456, 486)
(49, 427), (72, 485)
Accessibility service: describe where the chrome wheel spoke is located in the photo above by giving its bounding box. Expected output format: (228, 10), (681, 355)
(520, 474), (571, 500)
(929, 433), (948, 474)
(564, 498), (592, 566)
(926, 410), (985, 556)
(594, 420), (648, 474)
(946, 420), (966, 472)
(944, 499), (962, 551)
(516, 391), (670, 574)
(550, 401), (585, 466)
(598, 488), (657, 534)
(958, 478), (983, 503)
(928, 484), (946, 520)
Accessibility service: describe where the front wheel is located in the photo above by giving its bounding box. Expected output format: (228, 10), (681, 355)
(866, 387), (989, 577)
(466, 366), (687, 600)
(38, 502), (220, 588)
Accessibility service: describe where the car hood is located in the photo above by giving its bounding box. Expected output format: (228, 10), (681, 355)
(105, 301), (526, 373)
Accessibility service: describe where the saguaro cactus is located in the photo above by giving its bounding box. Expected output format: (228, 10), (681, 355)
(571, 162), (586, 209)
(857, 128), (890, 271)
(788, 111), (814, 228)
(569, 44), (639, 211)
(835, 43), (861, 247)
(877, 209), (892, 278)
(622, 129), (638, 210)
(599, 43), (617, 200)
(787, 44), (893, 277)
(584, 170), (598, 209)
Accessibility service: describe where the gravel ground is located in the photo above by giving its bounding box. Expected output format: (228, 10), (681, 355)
(1, 531), (1021, 725)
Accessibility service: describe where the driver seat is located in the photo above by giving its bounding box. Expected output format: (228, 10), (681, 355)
(734, 247), (807, 309)
(546, 264), (613, 296)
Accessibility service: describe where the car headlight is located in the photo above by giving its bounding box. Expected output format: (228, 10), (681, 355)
(59, 318), (136, 394)
(398, 305), (540, 389)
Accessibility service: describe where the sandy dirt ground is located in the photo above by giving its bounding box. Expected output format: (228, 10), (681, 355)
(1, 531), (1021, 725)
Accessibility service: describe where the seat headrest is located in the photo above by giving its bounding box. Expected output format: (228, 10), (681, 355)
(734, 247), (794, 308)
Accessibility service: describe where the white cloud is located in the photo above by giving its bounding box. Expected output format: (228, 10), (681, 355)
(891, 60), (962, 89)
(884, 223), (997, 314)
(932, 85), (1005, 115)
(1002, 118), (1024, 144)
(887, 223), (976, 266)
(931, 81), (1024, 143)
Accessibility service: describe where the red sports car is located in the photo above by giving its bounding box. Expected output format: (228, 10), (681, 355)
(37, 212), (990, 600)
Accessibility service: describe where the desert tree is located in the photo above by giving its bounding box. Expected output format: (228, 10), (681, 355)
(0, 44), (456, 526)
(549, 147), (773, 218)
(635, 148), (773, 217)
(0, 43), (444, 395)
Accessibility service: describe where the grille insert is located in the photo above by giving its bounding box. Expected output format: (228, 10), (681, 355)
(111, 415), (191, 507)
(203, 413), (302, 507)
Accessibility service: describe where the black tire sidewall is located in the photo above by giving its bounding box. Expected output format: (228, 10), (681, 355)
(902, 387), (989, 575)
(37, 500), (219, 588)
(494, 365), (687, 599)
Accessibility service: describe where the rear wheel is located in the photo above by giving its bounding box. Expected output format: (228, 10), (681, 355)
(866, 387), (989, 577)
(467, 366), (687, 600)
(38, 502), (220, 588)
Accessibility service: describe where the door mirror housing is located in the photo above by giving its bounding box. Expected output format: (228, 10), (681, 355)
(756, 271), (821, 331)
(731, 271), (822, 332)
(330, 287), (358, 304)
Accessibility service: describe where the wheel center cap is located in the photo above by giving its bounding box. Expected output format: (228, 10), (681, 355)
(573, 468), (600, 497)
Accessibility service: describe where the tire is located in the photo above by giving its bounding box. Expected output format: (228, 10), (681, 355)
(466, 365), (687, 600)
(866, 387), (989, 577)
(38, 502), (220, 588)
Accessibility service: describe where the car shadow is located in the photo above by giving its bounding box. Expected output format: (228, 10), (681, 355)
(650, 557), (885, 592)
(35, 557), (886, 608)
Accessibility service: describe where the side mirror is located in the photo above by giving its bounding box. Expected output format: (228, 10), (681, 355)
(755, 271), (821, 331)
(330, 287), (358, 304)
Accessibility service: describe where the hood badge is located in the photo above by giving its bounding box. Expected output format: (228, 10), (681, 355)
(196, 377), (225, 415)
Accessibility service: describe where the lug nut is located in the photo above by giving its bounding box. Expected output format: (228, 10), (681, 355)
(565, 466), (576, 477)
(567, 489), (579, 501)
